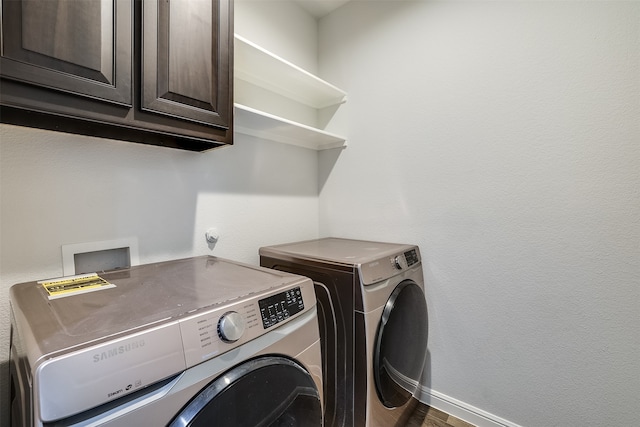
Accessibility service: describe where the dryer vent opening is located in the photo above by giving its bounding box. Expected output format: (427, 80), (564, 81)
(61, 237), (140, 275)
(73, 247), (131, 274)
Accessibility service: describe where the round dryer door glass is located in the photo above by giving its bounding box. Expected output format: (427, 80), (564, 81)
(374, 280), (428, 408)
(170, 356), (322, 427)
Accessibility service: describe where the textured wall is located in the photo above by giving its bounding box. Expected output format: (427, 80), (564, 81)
(318, 1), (640, 426)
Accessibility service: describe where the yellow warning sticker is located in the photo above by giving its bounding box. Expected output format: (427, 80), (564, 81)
(39, 273), (115, 300)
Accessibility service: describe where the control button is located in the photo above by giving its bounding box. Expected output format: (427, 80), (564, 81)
(217, 311), (245, 343)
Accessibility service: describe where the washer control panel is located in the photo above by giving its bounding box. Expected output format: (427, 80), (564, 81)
(258, 286), (304, 329)
(393, 249), (419, 270)
(404, 249), (419, 267)
(360, 246), (421, 285)
(179, 281), (314, 369)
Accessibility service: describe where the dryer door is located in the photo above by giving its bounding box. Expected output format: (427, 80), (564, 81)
(373, 280), (428, 408)
(169, 356), (322, 427)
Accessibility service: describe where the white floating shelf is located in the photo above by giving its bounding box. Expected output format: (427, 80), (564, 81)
(234, 104), (346, 151)
(235, 34), (347, 109)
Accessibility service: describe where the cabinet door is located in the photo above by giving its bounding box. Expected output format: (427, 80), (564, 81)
(0, 0), (132, 106)
(142, 0), (232, 130)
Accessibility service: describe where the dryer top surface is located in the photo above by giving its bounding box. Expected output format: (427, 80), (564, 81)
(260, 237), (417, 266)
(260, 238), (422, 285)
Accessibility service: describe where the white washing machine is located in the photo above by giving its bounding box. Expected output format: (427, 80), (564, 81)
(260, 238), (429, 427)
(9, 256), (323, 427)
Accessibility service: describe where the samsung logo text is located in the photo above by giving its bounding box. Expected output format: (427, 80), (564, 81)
(93, 340), (146, 363)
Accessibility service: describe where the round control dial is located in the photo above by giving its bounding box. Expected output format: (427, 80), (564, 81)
(393, 255), (406, 270)
(217, 311), (245, 343)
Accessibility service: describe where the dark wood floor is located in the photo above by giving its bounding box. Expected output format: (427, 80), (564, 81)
(404, 401), (476, 427)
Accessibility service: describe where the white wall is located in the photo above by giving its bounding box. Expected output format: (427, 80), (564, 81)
(0, 1), (319, 423)
(236, 0), (318, 73)
(319, 1), (639, 426)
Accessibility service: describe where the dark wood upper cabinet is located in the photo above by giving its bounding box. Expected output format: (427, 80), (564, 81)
(0, 0), (233, 151)
(142, 0), (231, 128)
(1, 0), (132, 106)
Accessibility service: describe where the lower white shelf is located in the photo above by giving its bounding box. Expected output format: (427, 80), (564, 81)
(234, 104), (346, 151)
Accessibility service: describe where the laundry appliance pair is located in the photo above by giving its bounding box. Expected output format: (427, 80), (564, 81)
(260, 237), (429, 427)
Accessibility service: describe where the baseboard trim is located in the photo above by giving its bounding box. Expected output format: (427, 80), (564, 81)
(416, 386), (523, 427)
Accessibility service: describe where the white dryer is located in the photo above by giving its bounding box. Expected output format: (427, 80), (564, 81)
(260, 238), (429, 427)
(9, 256), (323, 427)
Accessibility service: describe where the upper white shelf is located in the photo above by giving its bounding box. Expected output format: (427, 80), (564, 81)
(235, 34), (347, 109)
